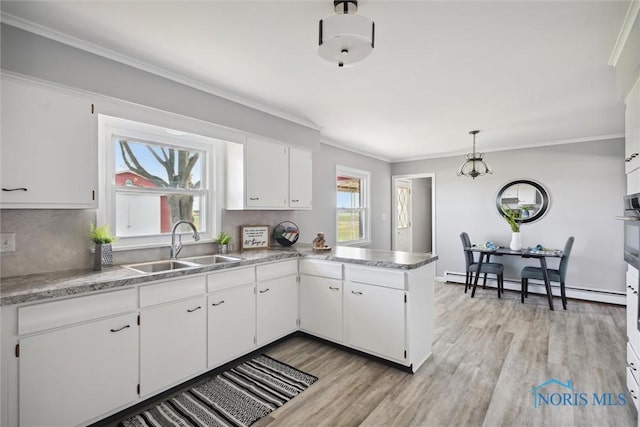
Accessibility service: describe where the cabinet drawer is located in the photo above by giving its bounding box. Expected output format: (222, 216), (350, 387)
(628, 268), (639, 287)
(299, 259), (342, 279)
(257, 259), (298, 281)
(627, 367), (640, 411)
(346, 265), (406, 290)
(629, 343), (640, 384)
(18, 288), (137, 335)
(140, 276), (206, 308)
(207, 267), (255, 292)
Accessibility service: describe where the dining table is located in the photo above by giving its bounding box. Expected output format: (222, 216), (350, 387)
(466, 246), (563, 310)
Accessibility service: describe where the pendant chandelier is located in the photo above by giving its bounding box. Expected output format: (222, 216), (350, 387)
(457, 130), (493, 179)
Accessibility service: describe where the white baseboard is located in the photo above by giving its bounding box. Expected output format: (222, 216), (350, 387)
(438, 271), (626, 306)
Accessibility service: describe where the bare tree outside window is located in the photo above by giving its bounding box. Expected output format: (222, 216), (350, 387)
(115, 138), (205, 236)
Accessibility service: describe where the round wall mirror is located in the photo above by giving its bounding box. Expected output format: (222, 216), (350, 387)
(495, 179), (550, 224)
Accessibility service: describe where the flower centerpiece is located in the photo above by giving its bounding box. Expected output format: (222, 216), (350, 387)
(89, 224), (116, 270)
(502, 206), (522, 250)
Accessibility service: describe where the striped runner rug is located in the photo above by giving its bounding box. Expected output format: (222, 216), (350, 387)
(120, 354), (317, 427)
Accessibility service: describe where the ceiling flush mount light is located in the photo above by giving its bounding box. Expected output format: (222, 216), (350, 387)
(318, 0), (375, 68)
(457, 130), (493, 179)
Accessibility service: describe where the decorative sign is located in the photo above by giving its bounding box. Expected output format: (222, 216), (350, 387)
(240, 225), (270, 250)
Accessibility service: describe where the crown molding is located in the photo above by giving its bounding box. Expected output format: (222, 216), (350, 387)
(0, 12), (321, 131)
(609, 0), (640, 66)
(391, 133), (625, 163)
(320, 137), (391, 163)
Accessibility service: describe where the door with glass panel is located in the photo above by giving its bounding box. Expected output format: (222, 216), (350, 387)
(395, 179), (412, 252)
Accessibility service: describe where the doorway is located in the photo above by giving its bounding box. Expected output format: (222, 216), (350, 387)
(391, 173), (435, 254)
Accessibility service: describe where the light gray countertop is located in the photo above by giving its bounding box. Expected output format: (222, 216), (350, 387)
(0, 247), (438, 306)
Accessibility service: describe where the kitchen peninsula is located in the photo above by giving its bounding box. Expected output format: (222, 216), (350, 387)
(0, 247), (437, 427)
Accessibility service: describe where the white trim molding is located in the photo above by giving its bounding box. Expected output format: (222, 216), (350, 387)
(609, 0), (640, 67)
(440, 271), (626, 306)
(0, 12), (321, 132)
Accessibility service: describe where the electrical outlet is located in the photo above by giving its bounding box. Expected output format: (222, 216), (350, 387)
(1, 233), (16, 252)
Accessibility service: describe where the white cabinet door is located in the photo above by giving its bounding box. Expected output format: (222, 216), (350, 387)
(299, 275), (342, 342)
(245, 137), (288, 208)
(289, 147), (312, 209)
(208, 284), (256, 368)
(628, 272), (640, 358)
(625, 78), (640, 174)
(1, 78), (97, 208)
(257, 274), (298, 345)
(140, 296), (207, 396)
(19, 313), (138, 427)
(345, 282), (406, 362)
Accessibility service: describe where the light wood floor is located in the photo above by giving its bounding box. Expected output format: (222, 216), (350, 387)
(257, 282), (637, 427)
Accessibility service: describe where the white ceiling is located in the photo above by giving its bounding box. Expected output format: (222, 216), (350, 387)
(1, 1), (631, 162)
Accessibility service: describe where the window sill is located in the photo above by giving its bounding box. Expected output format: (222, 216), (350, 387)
(336, 239), (372, 247)
(109, 236), (215, 252)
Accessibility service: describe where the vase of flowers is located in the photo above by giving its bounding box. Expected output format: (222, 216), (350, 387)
(502, 206), (522, 250)
(89, 224), (116, 271)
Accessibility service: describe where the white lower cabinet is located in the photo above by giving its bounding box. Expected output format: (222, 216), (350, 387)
(257, 275), (298, 346)
(299, 275), (343, 342)
(140, 295), (207, 396)
(344, 281), (406, 362)
(3, 257), (435, 426)
(19, 312), (139, 427)
(208, 284), (256, 368)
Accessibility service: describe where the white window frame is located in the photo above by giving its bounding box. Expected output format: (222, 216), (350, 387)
(99, 114), (218, 249)
(336, 165), (371, 246)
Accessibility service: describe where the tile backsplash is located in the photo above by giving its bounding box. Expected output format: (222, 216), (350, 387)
(0, 209), (301, 278)
(0, 209), (95, 278)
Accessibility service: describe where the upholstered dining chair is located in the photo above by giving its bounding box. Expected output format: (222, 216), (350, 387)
(521, 236), (575, 310)
(459, 232), (505, 298)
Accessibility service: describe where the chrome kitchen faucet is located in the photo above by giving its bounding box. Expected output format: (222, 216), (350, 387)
(170, 220), (200, 259)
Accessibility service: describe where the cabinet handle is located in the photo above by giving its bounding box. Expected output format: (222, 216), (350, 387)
(2, 187), (28, 192)
(635, 291), (638, 295)
(630, 362), (638, 371)
(110, 325), (131, 333)
(249, 197), (260, 201)
(630, 388), (638, 399)
(259, 288), (270, 293)
(292, 199), (299, 202)
(211, 300), (225, 306)
(351, 291), (363, 295)
(187, 306), (202, 313)
(329, 286), (339, 291)
(626, 157), (632, 162)
(633, 153), (639, 158)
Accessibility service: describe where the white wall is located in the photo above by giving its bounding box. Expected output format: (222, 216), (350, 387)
(296, 143), (392, 250)
(410, 177), (432, 253)
(392, 139), (626, 294)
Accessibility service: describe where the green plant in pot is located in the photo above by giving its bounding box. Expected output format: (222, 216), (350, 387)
(215, 231), (232, 254)
(501, 206), (522, 250)
(89, 224), (116, 270)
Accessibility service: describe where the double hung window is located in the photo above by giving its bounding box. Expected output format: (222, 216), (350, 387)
(336, 166), (370, 244)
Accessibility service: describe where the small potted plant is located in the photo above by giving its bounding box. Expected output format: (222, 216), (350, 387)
(89, 224), (116, 271)
(501, 206), (522, 250)
(215, 231), (232, 254)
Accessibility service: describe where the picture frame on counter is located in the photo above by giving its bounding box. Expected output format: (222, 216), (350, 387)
(240, 225), (270, 250)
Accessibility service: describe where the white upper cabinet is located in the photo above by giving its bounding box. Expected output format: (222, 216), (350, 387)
(625, 77), (640, 175)
(226, 137), (312, 210)
(245, 137), (289, 208)
(289, 146), (313, 209)
(1, 77), (97, 208)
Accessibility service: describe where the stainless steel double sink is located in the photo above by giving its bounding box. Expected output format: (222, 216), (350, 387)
(124, 255), (243, 274)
